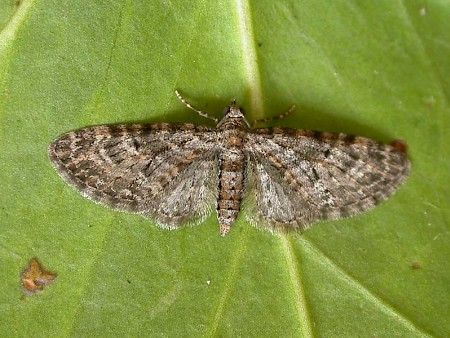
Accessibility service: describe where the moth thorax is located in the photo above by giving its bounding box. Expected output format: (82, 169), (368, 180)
(217, 115), (249, 132)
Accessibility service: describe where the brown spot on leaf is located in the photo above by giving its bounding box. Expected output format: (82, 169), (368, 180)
(411, 261), (421, 270)
(390, 139), (408, 153)
(20, 258), (57, 295)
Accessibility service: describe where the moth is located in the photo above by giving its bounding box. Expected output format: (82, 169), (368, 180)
(49, 92), (410, 236)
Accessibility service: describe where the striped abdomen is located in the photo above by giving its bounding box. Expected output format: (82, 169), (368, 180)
(217, 128), (246, 236)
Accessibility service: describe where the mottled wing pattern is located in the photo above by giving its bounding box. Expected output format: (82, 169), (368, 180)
(243, 128), (410, 233)
(49, 123), (219, 229)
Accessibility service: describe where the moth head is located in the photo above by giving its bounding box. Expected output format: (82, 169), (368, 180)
(223, 100), (245, 118)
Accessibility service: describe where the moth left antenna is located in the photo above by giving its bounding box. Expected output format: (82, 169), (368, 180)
(175, 90), (218, 123)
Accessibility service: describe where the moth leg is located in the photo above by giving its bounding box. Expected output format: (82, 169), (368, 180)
(175, 90), (219, 123)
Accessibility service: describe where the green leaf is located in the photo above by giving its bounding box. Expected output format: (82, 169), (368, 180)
(1, 1), (448, 337)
